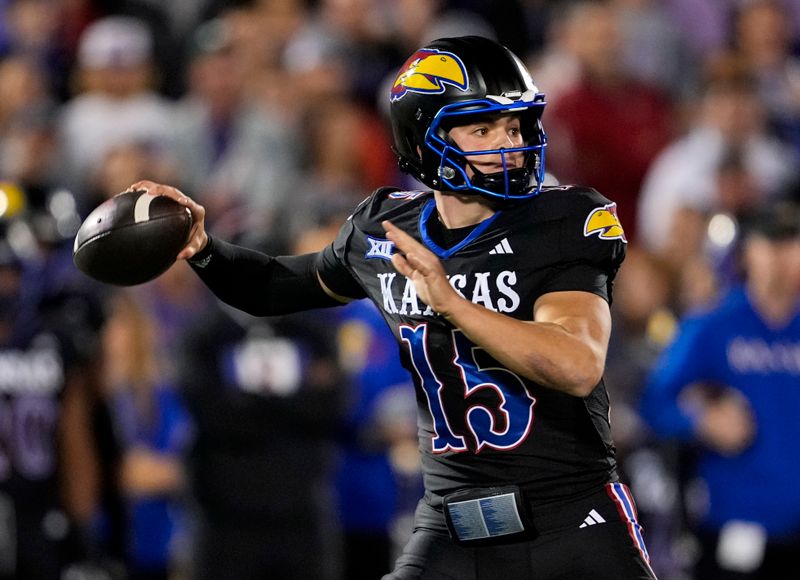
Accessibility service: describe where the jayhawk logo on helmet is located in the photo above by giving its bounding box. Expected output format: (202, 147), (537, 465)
(390, 48), (469, 102)
(584, 203), (627, 243)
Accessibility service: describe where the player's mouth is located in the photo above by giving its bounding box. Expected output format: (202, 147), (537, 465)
(467, 151), (524, 173)
(474, 160), (522, 173)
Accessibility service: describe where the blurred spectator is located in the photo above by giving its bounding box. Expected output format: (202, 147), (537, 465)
(58, 16), (174, 197)
(526, 4), (582, 106)
(640, 201), (800, 579)
(0, 0), (73, 98)
(170, 14), (302, 240)
(606, 246), (676, 457)
(1, 103), (59, 194)
(101, 291), (193, 580)
(135, 0), (212, 42)
(644, 144), (764, 310)
(335, 299), (419, 580)
(89, 142), (177, 208)
(0, 0), (9, 54)
(0, 102), (90, 295)
(279, 98), (397, 244)
(665, 0), (800, 63)
(0, 55), (53, 133)
(664, 144), (768, 305)
(290, 196), (420, 580)
(604, 246), (685, 579)
(109, 0), (189, 99)
(176, 252), (346, 580)
(612, 0), (697, 98)
(543, 0), (674, 242)
(0, 91), (82, 272)
(55, 0), (102, 69)
(132, 263), (216, 385)
(267, 94), (399, 255)
(637, 63), (798, 256)
(282, 0), (400, 108)
(308, 100), (397, 193)
(519, 0), (559, 62)
(385, 0), (496, 57)
(663, 0), (731, 60)
(228, 0), (306, 78)
(728, 0), (800, 153)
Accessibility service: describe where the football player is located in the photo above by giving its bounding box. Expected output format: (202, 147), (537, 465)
(0, 229), (106, 579)
(131, 35), (656, 579)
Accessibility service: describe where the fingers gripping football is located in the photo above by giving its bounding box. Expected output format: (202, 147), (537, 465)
(128, 181), (208, 260)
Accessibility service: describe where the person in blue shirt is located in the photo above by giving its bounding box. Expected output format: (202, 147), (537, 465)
(102, 291), (193, 580)
(640, 200), (800, 579)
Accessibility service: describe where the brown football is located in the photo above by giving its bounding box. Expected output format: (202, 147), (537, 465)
(73, 190), (192, 286)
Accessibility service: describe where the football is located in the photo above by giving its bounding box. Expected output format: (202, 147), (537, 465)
(73, 189), (192, 286)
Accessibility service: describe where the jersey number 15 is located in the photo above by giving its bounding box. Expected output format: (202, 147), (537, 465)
(400, 324), (536, 454)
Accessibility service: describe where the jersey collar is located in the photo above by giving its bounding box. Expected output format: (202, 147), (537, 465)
(418, 199), (502, 259)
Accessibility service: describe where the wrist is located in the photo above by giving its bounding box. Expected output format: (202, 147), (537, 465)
(197, 232), (209, 253)
(188, 234), (213, 267)
(441, 294), (471, 322)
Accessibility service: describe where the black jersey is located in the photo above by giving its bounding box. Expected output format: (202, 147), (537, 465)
(0, 328), (76, 507)
(318, 185), (626, 502)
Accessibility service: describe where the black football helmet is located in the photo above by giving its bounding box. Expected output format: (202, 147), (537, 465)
(389, 36), (547, 201)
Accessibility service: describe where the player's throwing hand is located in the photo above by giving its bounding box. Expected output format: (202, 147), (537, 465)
(127, 180), (209, 260)
(383, 220), (460, 316)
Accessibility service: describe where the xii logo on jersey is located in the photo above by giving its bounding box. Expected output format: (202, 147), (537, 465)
(365, 236), (395, 261)
(583, 203), (627, 243)
(390, 48), (469, 102)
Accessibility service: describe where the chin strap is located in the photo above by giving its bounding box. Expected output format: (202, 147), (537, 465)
(471, 166), (533, 197)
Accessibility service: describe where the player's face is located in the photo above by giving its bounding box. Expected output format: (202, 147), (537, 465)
(448, 114), (525, 177)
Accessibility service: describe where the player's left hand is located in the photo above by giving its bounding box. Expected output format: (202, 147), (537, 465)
(383, 220), (461, 316)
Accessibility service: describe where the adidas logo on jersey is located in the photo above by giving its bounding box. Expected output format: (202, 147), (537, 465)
(489, 238), (513, 255)
(579, 509), (606, 528)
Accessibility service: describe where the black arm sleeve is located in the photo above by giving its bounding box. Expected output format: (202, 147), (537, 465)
(188, 236), (345, 316)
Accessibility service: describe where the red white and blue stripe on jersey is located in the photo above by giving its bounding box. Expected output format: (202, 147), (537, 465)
(606, 482), (653, 571)
(388, 190), (427, 200)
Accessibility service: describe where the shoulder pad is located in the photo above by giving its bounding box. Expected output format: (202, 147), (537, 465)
(531, 185), (613, 220)
(534, 185), (627, 270)
(349, 186), (431, 227)
(533, 186), (626, 240)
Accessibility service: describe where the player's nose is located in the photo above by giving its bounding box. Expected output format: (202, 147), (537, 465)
(492, 130), (518, 150)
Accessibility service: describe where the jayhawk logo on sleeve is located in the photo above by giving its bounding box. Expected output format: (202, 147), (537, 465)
(583, 203), (627, 243)
(390, 48), (469, 102)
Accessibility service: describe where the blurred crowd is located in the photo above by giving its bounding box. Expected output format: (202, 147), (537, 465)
(0, 0), (800, 579)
